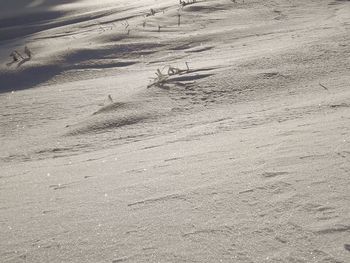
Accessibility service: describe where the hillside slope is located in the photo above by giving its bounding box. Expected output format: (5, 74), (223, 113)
(1, 0), (350, 262)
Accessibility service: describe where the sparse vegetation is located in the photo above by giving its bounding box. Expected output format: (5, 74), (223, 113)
(7, 46), (32, 67)
(180, 0), (197, 8)
(10, 51), (23, 62)
(147, 62), (191, 88)
(108, 94), (113, 103)
(24, 46), (32, 59)
(146, 8), (156, 17)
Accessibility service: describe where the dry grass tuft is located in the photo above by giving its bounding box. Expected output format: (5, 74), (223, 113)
(147, 63), (191, 88)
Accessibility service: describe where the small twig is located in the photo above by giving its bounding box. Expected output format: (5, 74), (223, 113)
(146, 8), (156, 17)
(10, 52), (19, 62)
(180, 0), (197, 7)
(123, 20), (129, 29)
(319, 83), (329, 91)
(14, 50), (24, 60)
(24, 46), (32, 59)
(147, 63), (192, 88)
(185, 62), (190, 71)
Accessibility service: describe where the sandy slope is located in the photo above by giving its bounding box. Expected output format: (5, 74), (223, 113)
(1, 0), (350, 262)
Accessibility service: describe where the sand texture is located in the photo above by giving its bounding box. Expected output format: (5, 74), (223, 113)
(1, 0), (350, 262)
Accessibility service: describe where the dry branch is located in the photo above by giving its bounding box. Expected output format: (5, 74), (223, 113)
(147, 63), (191, 88)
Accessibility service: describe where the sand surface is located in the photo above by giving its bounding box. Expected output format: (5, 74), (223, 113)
(1, 0), (350, 262)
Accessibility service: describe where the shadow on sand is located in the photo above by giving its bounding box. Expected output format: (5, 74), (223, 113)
(0, 65), (62, 93)
(0, 0), (80, 41)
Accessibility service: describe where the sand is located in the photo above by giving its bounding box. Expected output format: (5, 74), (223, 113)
(1, 0), (350, 262)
